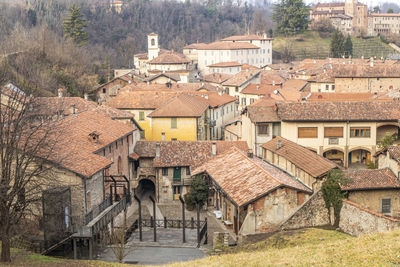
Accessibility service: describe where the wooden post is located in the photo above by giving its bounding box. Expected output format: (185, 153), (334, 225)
(164, 216), (167, 228)
(197, 203), (200, 246)
(73, 238), (77, 260)
(88, 238), (93, 260)
(179, 195), (186, 243)
(134, 192), (142, 241)
(149, 195), (156, 242)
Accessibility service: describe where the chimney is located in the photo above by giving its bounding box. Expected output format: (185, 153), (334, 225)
(218, 91), (222, 96)
(247, 149), (253, 158)
(204, 95), (209, 99)
(156, 143), (160, 158)
(147, 81), (150, 85)
(58, 88), (63, 98)
(70, 104), (77, 115)
(84, 93), (88, 100)
(276, 139), (282, 150)
(256, 85), (259, 90)
(211, 141), (217, 156)
(370, 57), (374, 67)
(272, 80), (275, 86)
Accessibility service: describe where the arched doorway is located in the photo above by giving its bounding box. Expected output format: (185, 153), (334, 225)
(136, 179), (156, 200)
(348, 149), (371, 169)
(323, 149), (344, 166)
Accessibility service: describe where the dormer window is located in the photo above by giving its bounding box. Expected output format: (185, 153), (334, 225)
(88, 131), (100, 143)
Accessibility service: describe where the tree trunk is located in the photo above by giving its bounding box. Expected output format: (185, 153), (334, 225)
(1, 233), (11, 262)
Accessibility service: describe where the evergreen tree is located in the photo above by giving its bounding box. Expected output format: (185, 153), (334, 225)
(63, 4), (88, 46)
(344, 35), (353, 58)
(272, 0), (309, 36)
(330, 29), (345, 58)
(184, 176), (208, 210)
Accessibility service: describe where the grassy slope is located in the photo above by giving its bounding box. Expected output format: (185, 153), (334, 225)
(167, 228), (400, 267)
(273, 31), (396, 60)
(2, 228), (400, 266)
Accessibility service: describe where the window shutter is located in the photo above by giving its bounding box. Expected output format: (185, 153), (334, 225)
(324, 127), (343, 138)
(298, 127), (318, 138)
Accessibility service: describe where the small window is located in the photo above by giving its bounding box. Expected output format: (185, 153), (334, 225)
(186, 167), (190, 175)
(382, 198), (391, 213)
(109, 146), (112, 153)
(235, 87), (239, 92)
(140, 131), (145, 139)
(162, 168), (168, 176)
(102, 88), (106, 94)
(350, 127), (371, 138)
(258, 124), (269, 135)
(116, 141), (118, 149)
(332, 85), (335, 91)
(171, 138), (178, 141)
(171, 118), (177, 129)
(139, 111), (145, 121)
(298, 127), (318, 138)
(325, 85), (329, 90)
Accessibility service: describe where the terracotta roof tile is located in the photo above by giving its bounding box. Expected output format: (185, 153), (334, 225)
(146, 73), (181, 82)
(183, 43), (207, 49)
(200, 73), (233, 84)
(262, 137), (337, 178)
(135, 141), (248, 169)
(241, 84), (279, 96)
(222, 69), (261, 86)
(50, 110), (136, 177)
(106, 91), (183, 109)
(208, 62), (242, 67)
(192, 147), (311, 207)
(147, 94), (209, 117)
(282, 79), (308, 91)
(277, 101), (400, 122)
(342, 168), (400, 191)
(332, 64), (400, 78)
(148, 52), (190, 64)
(303, 92), (392, 102)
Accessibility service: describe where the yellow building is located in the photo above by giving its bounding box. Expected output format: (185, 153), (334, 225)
(148, 94), (209, 141)
(276, 101), (400, 168)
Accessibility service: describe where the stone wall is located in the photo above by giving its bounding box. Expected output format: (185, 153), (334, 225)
(339, 199), (400, 237)
(280, 190), (330, 230)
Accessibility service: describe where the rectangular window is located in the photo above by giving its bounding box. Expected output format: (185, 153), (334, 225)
(298, 127), (318, 138)
(324, 127), (343, 138)
(241, 98), (246, 106)
(173, 186), (181, 200)
(258, 124), (269, 135)
(140, 131), (145, 139)
(332, 85), (335, 91)
(186, 167), (190, 176)
(325, 85), (329, 90)
(173, 167), (182, 182)
(350, 127), (371, 137)
(382, 198), (391, 213)
(171, 118), (177, 129)
(139, 111), (145, 121)
(162, 168), (168, 176)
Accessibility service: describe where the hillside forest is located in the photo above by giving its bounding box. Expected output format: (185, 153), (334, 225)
(0, 0), (273, 96)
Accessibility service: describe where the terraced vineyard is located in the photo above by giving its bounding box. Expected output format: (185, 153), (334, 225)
(273, 31), (397, 61)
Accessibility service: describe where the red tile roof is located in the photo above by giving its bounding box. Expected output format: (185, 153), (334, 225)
(241, 84), (279, 96)
(148, 52), (190, 64)
(134, 141), (248, 169)
(200, 73), (233, 84)
(342, 168), (400, 191)
(277, 101), (400, 122)
(50, 110), (136, 177)
(208, 62), (242, 67)
(147, 94), (209, 118)
(332, 64), (400, 78)
(262, 137), (337, 178)
(192, 147), (311, 207)
(106, 91), (183, 110)
(222, 69), (261, 86)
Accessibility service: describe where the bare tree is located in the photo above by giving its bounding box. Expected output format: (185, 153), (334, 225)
(0, 67), (65, 262)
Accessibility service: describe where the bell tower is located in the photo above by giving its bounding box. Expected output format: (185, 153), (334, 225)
(148, 33), (159, 60)
(344, 0), (357, 17)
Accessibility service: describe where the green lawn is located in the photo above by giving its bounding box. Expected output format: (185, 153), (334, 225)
(273, 31), (396, 60)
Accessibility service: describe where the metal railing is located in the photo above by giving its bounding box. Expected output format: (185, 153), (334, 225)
(85, 196), (112, 225)
(198, 218), (208, 247)
(140, 217), (205, 229)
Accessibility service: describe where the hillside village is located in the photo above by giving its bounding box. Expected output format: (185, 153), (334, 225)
(3, 0), (400, 266)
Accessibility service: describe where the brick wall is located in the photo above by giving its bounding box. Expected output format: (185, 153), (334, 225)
(339, 199), (400, 236)
(280, 190), (330, 230)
